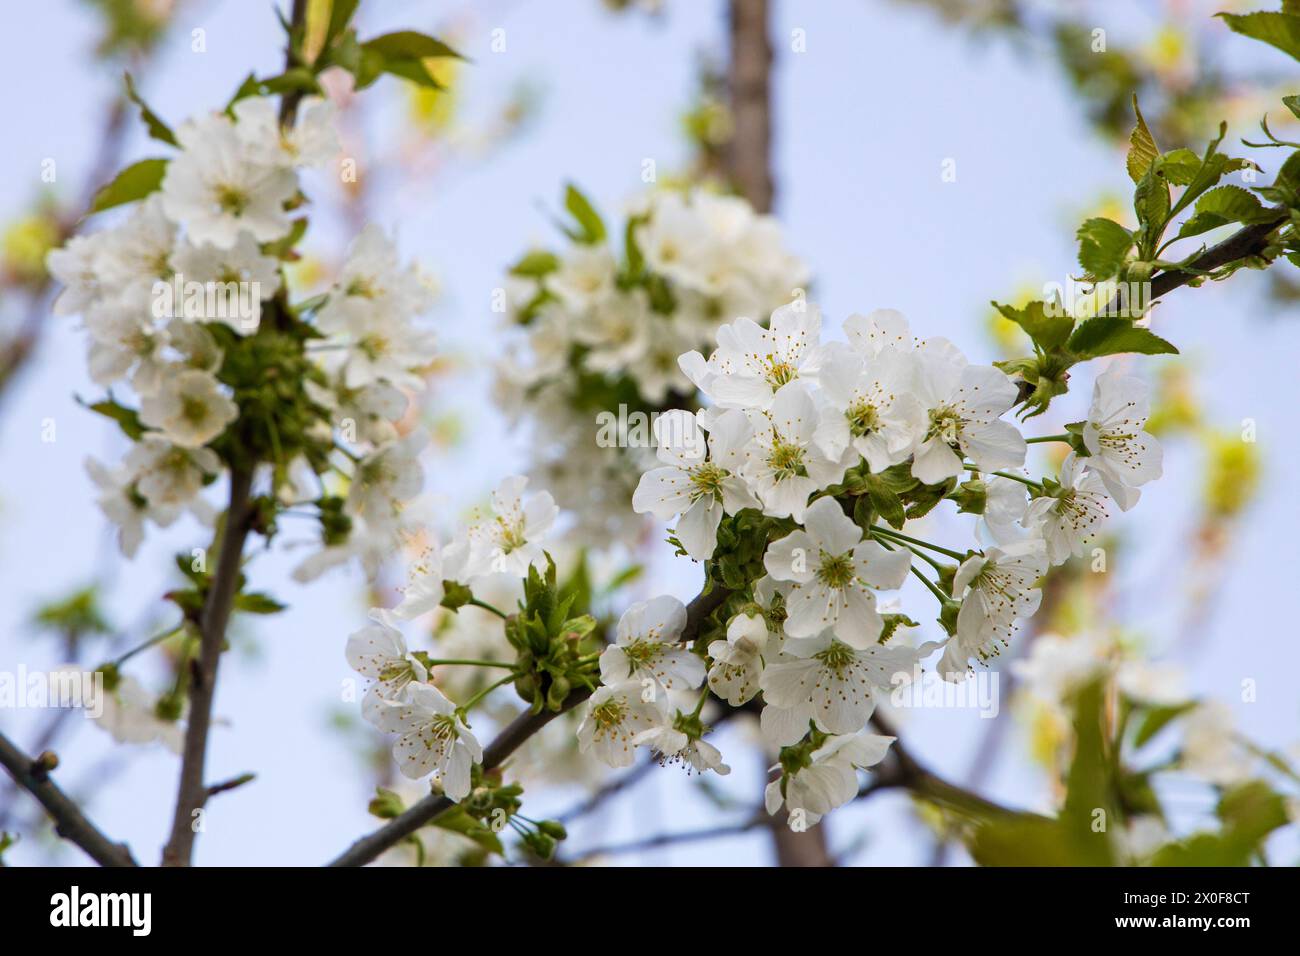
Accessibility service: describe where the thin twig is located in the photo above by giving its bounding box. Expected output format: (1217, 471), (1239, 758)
(560, 814), (766, 864)
(0, 733), (137, 867)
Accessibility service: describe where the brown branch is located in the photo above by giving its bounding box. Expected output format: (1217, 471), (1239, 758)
(0, 733), (137, 866)
(861, 713), (1038, 822)
(161, 466), (255, 866)
(726, 0), (774, 213)
(326, 586), (732, 867)
(161, 0), (309, 867)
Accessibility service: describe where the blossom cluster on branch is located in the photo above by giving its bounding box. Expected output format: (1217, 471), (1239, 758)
(494, 186), (808, 543)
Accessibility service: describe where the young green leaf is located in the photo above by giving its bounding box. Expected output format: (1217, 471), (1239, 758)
(991, 300), (1074, 351)
(1067, 317), (1178, 360)
(1175, 184), (1271, 240)
(1218, 11), (1300, 62)
(1126, 97), (1159, 183)
(564, 184), (606, 244)
(124, 73), (178, 147)
(1076, 218), (1133, 280)
(89, 158), (169, 213)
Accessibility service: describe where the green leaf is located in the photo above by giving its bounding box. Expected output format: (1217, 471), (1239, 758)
(78, 396), (144, 439)
(1284, 93), (1300, 120)
(1131, 701), (1196, 748)
(1067, 317), (1178, 360)
(1218, 11), (1300, 62)
(1156, 148), (1202, 186)
(361, 30), (465, 62)
(905, 478), (956, 521)
(124, 73), (178, 147)
(356, 31), (465, 90)
(991, 300), (1074, 351)
(1176, 184), (1271, 240)
(89, 158), (168, 214)
(1126, 97), (1159, 183)
(261, 68), (323, 97)
(1151, 782), (1289, 866)
(234, 592), (286, 615)
(865, 474), (906, 529)
(564, 183), (606, 244)
(1075, 218), (1133, 280)
(325, 0), (361, 46)
(509, 250), (559, 278)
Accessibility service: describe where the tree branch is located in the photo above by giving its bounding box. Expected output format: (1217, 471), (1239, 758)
(161, 466), (255, 866)
(726, 0), (774, 214)
(326, 586), (732, 867)
(861, 713), (1038, 822)
(0, 733), (137, 866)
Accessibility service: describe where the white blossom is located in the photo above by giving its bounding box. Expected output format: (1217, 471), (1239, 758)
(741, 383), (847, 522)
(813, 343), (924, 472)
(599, 595), (704, 691)
(765, 731), (894, 826)
(1082, 366), (1163, 511)
(763, 496), (910, 644)
(577, 679), (671, 768)
(942, 539), (1047, 679)
(463, 474), (558, 581)
(910, 343), (1026, 484)
(346, 609), (429, 710)
(760, 632), (923, 743)
(1023, 454), (1110, 565)
(366, 682), (482, 799)
(707, 611), (769, 706)
(161, 112), (297, 249)
(139, 368), (238, 447)
(632, 408), (758, 560)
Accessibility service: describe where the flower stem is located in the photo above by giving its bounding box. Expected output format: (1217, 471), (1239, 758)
(910, 565), (950, 605)
(871, 533), (951, 604)
(426, 658), (516, 670)
(468, 597), (509, 619)
(964, 464), (1043, 490)
(458, 673), (517, 715)
(112, 623), (184, 666)
(873, 532), (945, 574)
(1025, 434), (1071, 445)
(870, 524), (965, 561)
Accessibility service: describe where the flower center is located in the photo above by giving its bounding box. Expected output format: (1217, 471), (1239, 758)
(816, 550), (855, 589)
(926, 405), (962, 445)
(814, 640), (856, 675)
(765, 358), (798, 390)
(215, 184), (249, 216)
(768, 437), (806, 480)
(496, 518), (527, 554)
(847, 400), (880, 437)
(689, 462), (728, 502)
(180, 394), (209, 425)
(591, 698), (627, 730)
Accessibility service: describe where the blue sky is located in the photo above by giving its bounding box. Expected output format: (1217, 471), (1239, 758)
(1, 0), (1297, 866)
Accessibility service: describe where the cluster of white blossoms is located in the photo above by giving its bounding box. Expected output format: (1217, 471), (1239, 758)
(606, 302), (1165, 822)
(341, 300), (1167, 828)
(345, 475), (558, 799)
(47, 96), (439, 576)
(494, 187), (808, 543)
